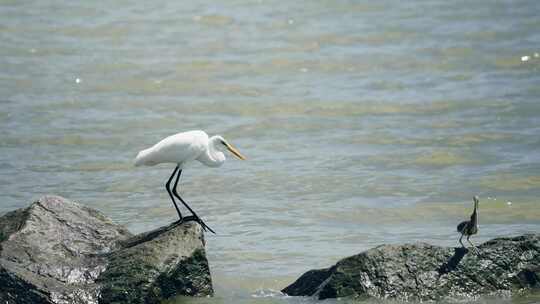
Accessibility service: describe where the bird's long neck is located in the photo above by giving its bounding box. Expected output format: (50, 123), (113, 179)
(197, 137), (225, 167)
(470, 201), (478, 227)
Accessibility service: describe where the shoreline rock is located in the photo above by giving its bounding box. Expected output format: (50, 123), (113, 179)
(283, 234), (539, 301)
(0, 195), (213, 304)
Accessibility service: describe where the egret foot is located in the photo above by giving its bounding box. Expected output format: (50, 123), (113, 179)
(178, 215), (216, 234)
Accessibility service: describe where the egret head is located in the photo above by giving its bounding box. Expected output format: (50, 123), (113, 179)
(214, 136), (246, 160)
(473, 196), (479, 205)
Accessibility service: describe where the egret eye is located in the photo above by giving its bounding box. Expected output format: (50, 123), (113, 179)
(221, 140), (226, 145)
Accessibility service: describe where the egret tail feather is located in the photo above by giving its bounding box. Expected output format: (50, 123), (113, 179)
(135, 148), (157, 166)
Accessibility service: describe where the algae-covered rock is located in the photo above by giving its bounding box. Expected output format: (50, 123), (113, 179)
(283, 234), (540, 301)
(0, 195), (213, 304)
(97, 221), (212, 303)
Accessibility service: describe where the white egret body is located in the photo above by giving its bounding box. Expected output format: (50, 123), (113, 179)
(135, 130), (246, 233)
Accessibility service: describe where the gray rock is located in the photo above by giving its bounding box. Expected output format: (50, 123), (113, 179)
(97, 221), (213, 303)
(0, 195), (213, 304)
(283, 234), (540, 301)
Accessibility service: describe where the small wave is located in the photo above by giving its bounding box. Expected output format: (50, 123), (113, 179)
(251, 288), (288, 299)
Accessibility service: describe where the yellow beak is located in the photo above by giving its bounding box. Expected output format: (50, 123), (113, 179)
(225, 143), (246, 160)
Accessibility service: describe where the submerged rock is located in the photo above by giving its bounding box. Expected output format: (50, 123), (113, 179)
(283, 234), (540, 301)
(0, 195), (213, 304)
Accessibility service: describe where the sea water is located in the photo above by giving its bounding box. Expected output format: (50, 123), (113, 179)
(1, 1), (539, 303)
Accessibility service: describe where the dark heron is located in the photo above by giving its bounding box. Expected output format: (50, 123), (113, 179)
(457, 196), (479, 252)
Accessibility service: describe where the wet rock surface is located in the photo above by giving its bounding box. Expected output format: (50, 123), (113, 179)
(283, 234), (540, 301)
(0, 195), (213, 304)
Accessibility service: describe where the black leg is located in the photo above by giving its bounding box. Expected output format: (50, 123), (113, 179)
(172, 169), (216, 234)
(467, 235), (478, 253)
(166, 166), (183, 221)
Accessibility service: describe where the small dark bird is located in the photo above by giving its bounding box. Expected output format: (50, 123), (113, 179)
(457, 196), (479, 252)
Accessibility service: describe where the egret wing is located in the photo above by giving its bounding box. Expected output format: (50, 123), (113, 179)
(135, 130), (208, 166)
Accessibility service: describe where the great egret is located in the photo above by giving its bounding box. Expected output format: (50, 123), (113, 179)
(135, 130), (246, 233)
(457, 196), (479, 252)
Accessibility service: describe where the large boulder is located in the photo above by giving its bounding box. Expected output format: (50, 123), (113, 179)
(283, 234), (539, 301)
(0, 195), (213, 304)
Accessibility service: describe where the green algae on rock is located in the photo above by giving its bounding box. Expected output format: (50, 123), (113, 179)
(97, 223), (213, 303)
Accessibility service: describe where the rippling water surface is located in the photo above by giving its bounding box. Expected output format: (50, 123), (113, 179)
(1, 1), (539, 303)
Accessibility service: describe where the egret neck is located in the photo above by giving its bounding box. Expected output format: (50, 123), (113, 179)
(196, 136), (225, 167)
